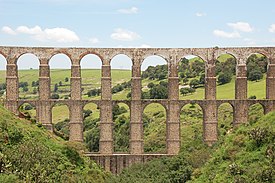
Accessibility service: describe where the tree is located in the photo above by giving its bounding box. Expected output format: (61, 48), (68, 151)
(51, 93), (59, 99)
(65, 77), (69, 82)
(32, 87), (38, 94)
(22, 86), (28, 92)
(54, 84), (58, 92)
(180, 87), (195, 96)
(189, 79), (200, 88)
(248, 69), (263, 81)
(83, 109), (92, 119)
(59, 81), (63, 86)
(218, 72), (232, 85)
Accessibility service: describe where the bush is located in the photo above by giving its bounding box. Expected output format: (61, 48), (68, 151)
(51, 93), (60, 99)
(218, 72), (232, 85)
(248, 69), (263, 81)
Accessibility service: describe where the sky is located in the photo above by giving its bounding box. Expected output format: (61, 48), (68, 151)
(0, 0), (275, 69)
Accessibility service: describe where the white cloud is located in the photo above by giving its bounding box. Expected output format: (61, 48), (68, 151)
(117, 7), (138, 14)
(213, 30), (241, 38)
(111, 28), (141, 41)
(195, 12), (206, 17)
(139, 44), (151, 48)
(269, 24), (275, 33)
(227, 22), (253, 32)
(89, 37), (100, 44)
(3, 25), (79, 43)
(2, 26), (17, 35)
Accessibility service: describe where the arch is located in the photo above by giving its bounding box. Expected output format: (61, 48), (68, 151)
(217, 103), (234, 138)
(79, 51), (104, 64)
(178, 55), (206, 100)
(17, 53), (40, 99)
(111, 54), (132, 100)
(143, 103), (167, 153)
(52, 103), (70, 140)
(141, 55), (168, 99)
(0, 54), (7, 100)
(180, 103), (204, 145)
(83, 102), (101, 152)
(49, 53), (71, 99)
(215, 54), (237, 99)
(248, 103), (264, 124)
(80, 54), (102, 100)
(49, 51), (72, 64)
(246, 53), (268, 99)
(18, 102), (37, 122)
(112, 102), (130, 153)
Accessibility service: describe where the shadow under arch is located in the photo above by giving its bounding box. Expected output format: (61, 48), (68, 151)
(80, 54), (102, 100)
(141, 55), (168, 99)
(217, 102), (234, 138)
(83, 102), (101, 153)
(18, 102), (37, 122)
(49, 53), (72, 100)
(246, 53), (268, 99)
(0, 54), (7, 100)
(110, 54), (132, 100)
(180, 103), (204, 146)
(51, 103), (70, 140)
(143, 102), (167, 153)
(17, 53), (40, 99)
(112, 102), (130, 153)
(215, 54), (237, 99)
(248, 103), (265, 124)
(178, 55), (205, 100)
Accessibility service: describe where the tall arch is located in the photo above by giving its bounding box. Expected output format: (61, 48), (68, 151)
(141, 55), (168, 99)
(143, 103), (166, 153)
(18, 102), (36, 122)
(80, 54), (102, 100)
(52, 103), (70, 140)
(113, 102), (130, 153)
(111, 54), (132, 100)
(217, 103), (234, 138)
(49, 54), (71, 99)
(215, 54), (237, 99)
(246, 53), (268, 99)
(178, 55), (205, 100)
(180, 103), (203, 145)
(0, 54), (6, 101)
(17, 53), (40, 99)
(83, 102), (100, 152)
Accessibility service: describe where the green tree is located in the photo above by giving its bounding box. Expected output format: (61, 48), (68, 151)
(65, 77), (69, 82)
(54, 83), (58, 92)
(248, 69), (263, 81)
(189, 79), (200, 88)
(218, 72), (232, 85)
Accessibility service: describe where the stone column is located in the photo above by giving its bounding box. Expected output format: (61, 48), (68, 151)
(130, 62), (143, 154)
(167, 62), (180, 154)
(235, 64), (248, 124)
(69, 64), (83, 141)
(100, 64), (113, 154)
(204, 61), (218, 145)
(5, 63), (18, 114)
(266, 63), (275, 99)
(38, 63), (52, 130)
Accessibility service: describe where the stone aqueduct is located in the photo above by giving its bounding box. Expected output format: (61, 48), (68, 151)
(1, 46), (275, 173)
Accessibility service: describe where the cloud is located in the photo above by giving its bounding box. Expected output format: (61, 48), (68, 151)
(269, 24), (275, 33)
(195, 12), (206, 17)
(213, 30), (241, 38)
(227, 22), (253, 32)
(2, 26), (17, 35)
(117, 7), (138, 14)
(111, 28), (141, 41)
(2, 25), (79, 43)
(89, 37), (100, 44)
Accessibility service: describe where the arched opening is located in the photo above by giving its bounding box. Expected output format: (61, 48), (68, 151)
(80, 54), (102, 100)
(18, 102), (36, 122)
(113, 102), (130, 153)
(83, 102), (100, 152)
(217, 103), (234, 139)
(52, 103), (70, 140)
(0, 54), (6, 101)
(143, 103), (166, 153)
(215, 54), (237, 99)
(141, 55), (168, 99)
(17, 53), (39, 99)
(247, 53), (268, 99)
(111, 54), (132, 100)
(248, 103), (264, 124)
(49, 54), (71, 100)
(178, 55), (205, 100)
(180, 103), (203, 145)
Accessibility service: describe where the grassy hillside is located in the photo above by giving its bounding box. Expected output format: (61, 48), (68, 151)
(0, 105), (108, 182)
